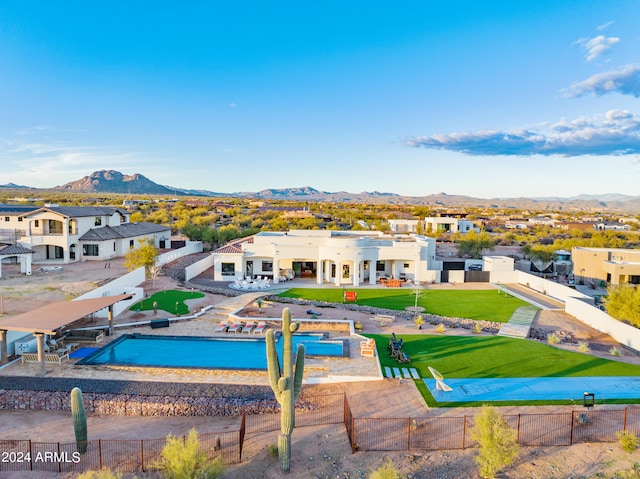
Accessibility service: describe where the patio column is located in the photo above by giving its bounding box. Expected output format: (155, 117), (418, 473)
(334, 260), (342, 286)
(369, 261), (376, 285)
(273, 257), (280, 284)
(316, 261), (323, 285)
(0, 330), (7, 364)
(353, 260), (360, 287)
(108, 305), (114, 337)
(34, 332), (46, 376)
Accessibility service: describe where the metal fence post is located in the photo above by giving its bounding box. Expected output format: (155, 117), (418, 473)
(462, 416), (467, 449)
(29, 440), (33, 471)
(98, 439), (103, 470)
(569, 412), (574, 445)
(141, 440), (145, 472)
(517, 414), (521, 444)
(624, 407), (628, 431)
(407, 418), (412, 450)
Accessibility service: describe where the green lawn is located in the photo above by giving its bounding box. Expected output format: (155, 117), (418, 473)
(279, 288), (530, 322)
(368, 333), (640, 407)
(130, 289), (205, 315)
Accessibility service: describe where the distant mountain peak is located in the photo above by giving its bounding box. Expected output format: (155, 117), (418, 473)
(54, 170), (177, 195)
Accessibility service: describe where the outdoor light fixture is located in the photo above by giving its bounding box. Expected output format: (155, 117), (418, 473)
(583, 392), (595, 408)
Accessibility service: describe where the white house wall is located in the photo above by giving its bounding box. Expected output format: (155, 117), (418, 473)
(212, 230), (440, 285)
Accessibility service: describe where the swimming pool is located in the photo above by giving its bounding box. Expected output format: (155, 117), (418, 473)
(77, 333), (348, 370)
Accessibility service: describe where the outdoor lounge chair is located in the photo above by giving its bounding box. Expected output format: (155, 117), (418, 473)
(213, 321), (228, 333)
(428, 366), (453, 392)
(253, 321), (266, 334)
(227, 322), (242, 333)
(242, 321), (256, 333)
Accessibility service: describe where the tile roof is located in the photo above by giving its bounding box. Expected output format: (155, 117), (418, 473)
(0, 205), (40, 214)
(78, 222), (171, 241)
(0, 244), (34, 255)
(22, 206), (129, 218)
(213, 236), (254, 254)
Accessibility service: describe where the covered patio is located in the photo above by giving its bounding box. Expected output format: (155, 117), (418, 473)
(0, 294), (132, 375)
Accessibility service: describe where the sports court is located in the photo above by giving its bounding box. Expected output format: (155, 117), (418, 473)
(424, 376), (640, 402)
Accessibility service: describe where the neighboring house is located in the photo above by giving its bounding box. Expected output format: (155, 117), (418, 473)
(424, 216), (475, 234)
(593, 221), (632, 231)
(0, 205), (171, 264)
(211, 229), (441, 285)
(387, 219), (420, 233)
(572, 246), (640, 286)
(528, 216), (558, 226)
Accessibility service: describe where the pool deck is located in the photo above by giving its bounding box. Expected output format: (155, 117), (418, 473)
(0, 293), (383, 386)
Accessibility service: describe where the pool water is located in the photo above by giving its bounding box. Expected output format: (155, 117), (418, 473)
(78, 333), (346, 370)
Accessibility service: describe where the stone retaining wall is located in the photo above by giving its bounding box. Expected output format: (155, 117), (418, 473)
(0, 389), (320, 417)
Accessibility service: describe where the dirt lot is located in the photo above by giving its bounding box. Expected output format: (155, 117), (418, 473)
(3, 260), (640, 478)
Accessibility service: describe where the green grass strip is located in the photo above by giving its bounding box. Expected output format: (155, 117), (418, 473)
(279, 288), (530, 322)
(130, 289), (205, 315)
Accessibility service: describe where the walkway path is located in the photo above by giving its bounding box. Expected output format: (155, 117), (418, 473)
(500, 283), (565, 310)
(498, 306), (539, 338)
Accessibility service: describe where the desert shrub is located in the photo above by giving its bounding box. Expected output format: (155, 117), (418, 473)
(435, 323), (445, 333)
(547, 332), (561, 345)
(470, 405), (519, 479)
(610, 346), (622, 356)
(369, 459), (402, 479)
(268, 443), (278, 457)
(577, 341), (591, 352)
(474, 322), (483, 334)
(618, 430), (638, 453)
(614, 463), (640, 478)
(77, 470), (123, 479)
(152, 428), (224, 479)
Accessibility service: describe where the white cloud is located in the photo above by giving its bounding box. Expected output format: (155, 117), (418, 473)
(565, 64), (640, 98)
(0, 132), (154, 187)
(406, 110), (640, 157)
(596, 21), (614, 31)
(576, 35), (620, 61)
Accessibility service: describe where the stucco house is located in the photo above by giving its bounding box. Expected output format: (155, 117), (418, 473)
(0, 205), (171, 264)
(211, 229), (442, 285)
(572, 246), (640, 286)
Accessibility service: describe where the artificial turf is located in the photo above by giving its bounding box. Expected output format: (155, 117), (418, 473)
(368, 333), (640, 407)
(279, 288), (530, 322)
(130, 289), (205, 315)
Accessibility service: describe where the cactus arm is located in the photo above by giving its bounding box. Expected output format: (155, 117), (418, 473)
(266, 330), (283, 402)
(293, 344), (305, 401)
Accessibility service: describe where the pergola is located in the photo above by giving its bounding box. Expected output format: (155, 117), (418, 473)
(0, 294), (132, 375)
(0, 244), (34, 278)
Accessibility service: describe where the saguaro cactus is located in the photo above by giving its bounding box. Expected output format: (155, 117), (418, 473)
(266, 307), (305, 473)
(71, 387), (87, 454)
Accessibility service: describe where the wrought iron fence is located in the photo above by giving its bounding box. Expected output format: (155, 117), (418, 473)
(346, 408), (640, 452)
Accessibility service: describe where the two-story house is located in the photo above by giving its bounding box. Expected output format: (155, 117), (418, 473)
(1, 205), (171, 264)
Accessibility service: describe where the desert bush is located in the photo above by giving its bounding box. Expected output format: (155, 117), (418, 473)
(152, 428), (224, 479)
(77, 470), (123, 479)
(618, 430), (638, 453)
(474, 322), (483, 334)
(577, 341), (590, 352)
(268, 443), (278, 457)
(435, 323), (445, 333)
(470, 405), (519, 479)
(610, 346), (622, 356)
(547, 332), (561, 345)
(369, 459), (402, 479)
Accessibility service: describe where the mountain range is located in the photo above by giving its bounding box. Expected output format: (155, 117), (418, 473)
(2, 170), (640, 213)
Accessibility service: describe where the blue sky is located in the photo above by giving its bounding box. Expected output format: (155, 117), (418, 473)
(1, 1), (640, 198)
